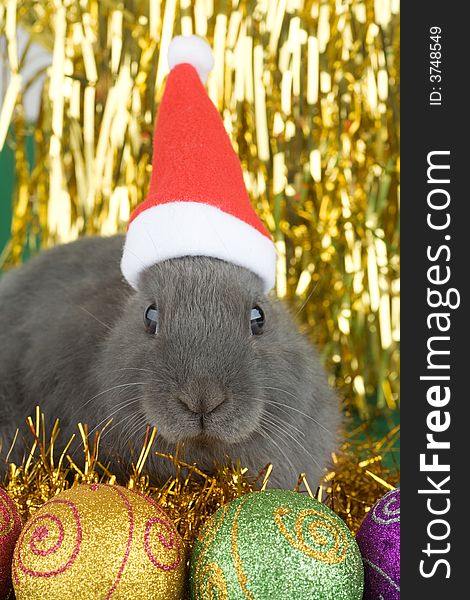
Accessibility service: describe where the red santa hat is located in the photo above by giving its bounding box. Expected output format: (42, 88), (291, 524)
(121, 35), (276, 292)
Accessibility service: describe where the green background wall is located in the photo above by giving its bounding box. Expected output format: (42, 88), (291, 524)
(0, 134), (35, 263)
(0, 143), (14, 258)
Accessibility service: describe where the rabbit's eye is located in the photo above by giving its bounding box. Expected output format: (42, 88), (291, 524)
(144, 304), (159, 334)
(250, 306), (265, 335)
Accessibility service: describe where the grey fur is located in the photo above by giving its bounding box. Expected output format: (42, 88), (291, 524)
(0, 235), (341, 487)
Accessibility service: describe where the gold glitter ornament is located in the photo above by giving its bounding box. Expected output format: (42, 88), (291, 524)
(189, 489), (364, 600)
(12, 483), (185, 600)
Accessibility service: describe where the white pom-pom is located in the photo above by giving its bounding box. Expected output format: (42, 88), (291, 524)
(168, 35), (214, 84)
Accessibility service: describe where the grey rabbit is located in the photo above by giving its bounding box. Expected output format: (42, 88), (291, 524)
(0, 234), (341, 488)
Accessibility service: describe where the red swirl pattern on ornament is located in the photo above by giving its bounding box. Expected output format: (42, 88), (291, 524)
(144, 517), (181, 571)
(29, 517), (64, 556)
(13, 499), (82, 582)
(96, 485), (135, 600)
(134, 489), (182, 571)
(134, 489), (169, 515)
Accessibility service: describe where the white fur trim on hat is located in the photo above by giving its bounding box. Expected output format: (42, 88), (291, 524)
(121, 202), (276, 292)
(168, 35), (214, 84)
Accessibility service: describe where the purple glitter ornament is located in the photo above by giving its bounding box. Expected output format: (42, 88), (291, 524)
(356, 488), (400, 600)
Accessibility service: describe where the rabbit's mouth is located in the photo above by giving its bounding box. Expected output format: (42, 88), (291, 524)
(142, 388), (263, 448)
(155, 405), (258, 448)
(182, 411), (253, 450)
(179, 408), (249, 445)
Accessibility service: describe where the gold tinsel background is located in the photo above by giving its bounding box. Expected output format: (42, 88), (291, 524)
(0, 0), (399, 540)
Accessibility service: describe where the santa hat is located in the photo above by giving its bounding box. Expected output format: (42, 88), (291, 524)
(121, 35), (276, 292)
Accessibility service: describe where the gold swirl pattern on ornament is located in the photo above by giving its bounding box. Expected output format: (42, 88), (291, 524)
(274, 507), (348, 565)
(194, 505), (229, 600)
(231, 497), (254, 600)
(199, 563), (229, 600)
(0, 494), (15, 537)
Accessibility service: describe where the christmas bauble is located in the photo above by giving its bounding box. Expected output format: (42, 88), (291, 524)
(0, 488), (22, 599)
(356, 488), (400, 599)
(190, 489), (363, 600)
(12, 483), (185, 600)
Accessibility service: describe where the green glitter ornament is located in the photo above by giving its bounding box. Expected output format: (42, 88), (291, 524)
(189, 490), (364, 600)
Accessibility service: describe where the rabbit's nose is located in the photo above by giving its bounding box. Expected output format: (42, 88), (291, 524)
(179, 379), (226, 415)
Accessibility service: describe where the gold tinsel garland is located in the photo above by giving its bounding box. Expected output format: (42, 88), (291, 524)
(1, 409), (399, 547)
(0, 0), (400, 418)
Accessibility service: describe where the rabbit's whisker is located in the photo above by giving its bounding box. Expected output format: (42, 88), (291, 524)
(76, 305), (112, 330)
(75, 382), (151, 414)
(101, 412), (141, 443)
(295, 279), (320, 315)
(255, 422), (297, 477)
(259, 414), (323, 474)
(110, 367), (161, 376)
(251, 396), (331, 436)
(121, 416), (148, 450)
(261, 385), (298, 400)
(258, 391), (333, 435)
(259, 409), (306, 438)
(110, 413), (145, 449)
(88, 396), (146, 436)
